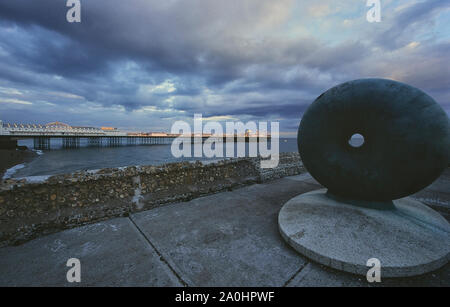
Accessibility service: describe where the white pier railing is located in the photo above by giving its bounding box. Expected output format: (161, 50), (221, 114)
(0, 120), (124, 137)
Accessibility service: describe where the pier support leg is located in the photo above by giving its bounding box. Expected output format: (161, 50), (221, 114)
(108, 137), (122, 147)
(62, 137), (80, 149)
(88, 137), (101, 147)
(34, 137), (50, 150)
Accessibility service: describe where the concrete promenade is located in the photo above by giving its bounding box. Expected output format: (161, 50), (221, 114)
(0, 171), (448, 286)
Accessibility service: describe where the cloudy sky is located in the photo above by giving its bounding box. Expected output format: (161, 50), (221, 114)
(0, 0), (448, 135)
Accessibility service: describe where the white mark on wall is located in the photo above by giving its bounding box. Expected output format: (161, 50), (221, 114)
(132, 175), (144, 210)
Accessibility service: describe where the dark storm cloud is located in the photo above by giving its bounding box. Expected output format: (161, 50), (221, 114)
(226, 100), (310, 119)
(0, 0), (448, 132)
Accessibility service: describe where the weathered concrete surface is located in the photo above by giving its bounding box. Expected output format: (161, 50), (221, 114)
(0, 218), (182, 286)
(279, 189), (450, 277)
(130, 178), (320, 286)
(412, 168), (450, 220)
(282, 172), (320, 186)
(287, 262), (450, 287)
(0, 171), (448, 286)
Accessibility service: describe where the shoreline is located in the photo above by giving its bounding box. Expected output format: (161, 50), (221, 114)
(0, 149), (38, 179)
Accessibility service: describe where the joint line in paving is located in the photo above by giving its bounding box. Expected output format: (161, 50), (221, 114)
(282, 263), (310, 287)
(128, 216), (189, 287)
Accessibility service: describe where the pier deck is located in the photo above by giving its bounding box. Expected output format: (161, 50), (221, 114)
(0, 171), (448, 286)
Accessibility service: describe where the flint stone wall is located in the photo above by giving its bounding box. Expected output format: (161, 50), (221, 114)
(0, 152), (303, 247)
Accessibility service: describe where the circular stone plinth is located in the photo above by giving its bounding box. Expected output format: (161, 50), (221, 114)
(278, 189), (450, 277)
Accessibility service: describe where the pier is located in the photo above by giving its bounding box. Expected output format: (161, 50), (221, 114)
(0, 120), (270, 150)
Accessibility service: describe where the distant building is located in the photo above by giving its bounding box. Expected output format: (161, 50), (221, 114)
(146, 132), (168, 137)
(101, 127), (117, 131)
(45, 121), (72, 129)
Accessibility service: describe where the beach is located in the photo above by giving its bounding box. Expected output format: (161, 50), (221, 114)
(0, 149), (37, 179)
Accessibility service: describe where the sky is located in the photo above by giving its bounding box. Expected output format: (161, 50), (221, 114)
(0, 0), (449, 136)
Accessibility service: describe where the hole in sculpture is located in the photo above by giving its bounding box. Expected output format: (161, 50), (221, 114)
(349, 133), (364, 148)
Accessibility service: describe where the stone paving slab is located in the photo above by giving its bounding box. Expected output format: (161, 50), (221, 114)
(283, 173), (320, 186)
(130, 178), (320, 286)
(0, 217), (182, 286)
(412, 168), (450, 219)
(287, 261), (450, 287)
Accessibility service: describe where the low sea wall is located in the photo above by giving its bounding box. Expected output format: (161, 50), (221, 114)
(0, 152), (303, 247)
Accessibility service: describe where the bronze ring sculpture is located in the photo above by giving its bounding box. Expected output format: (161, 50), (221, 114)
(298, 78), (450, 202)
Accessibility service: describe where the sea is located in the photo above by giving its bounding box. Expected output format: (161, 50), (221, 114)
(6, 138), (298, 179)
